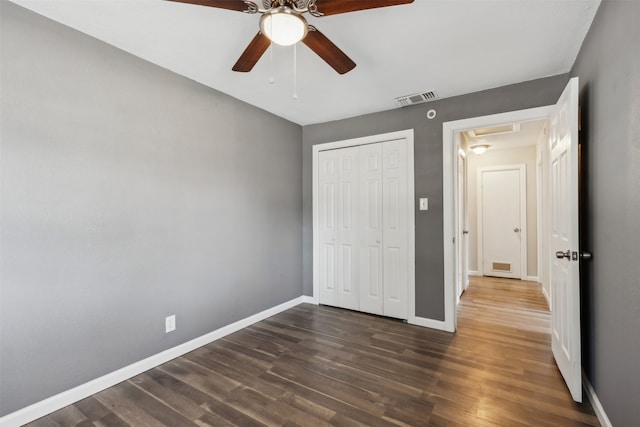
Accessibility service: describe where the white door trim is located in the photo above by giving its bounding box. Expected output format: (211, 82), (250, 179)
(456, 150), (469, 302)
(537, 156), (548, 302)
(312, 129), (415, 320)
(476, 164), (527, 279)
(443, 106), (553, 332)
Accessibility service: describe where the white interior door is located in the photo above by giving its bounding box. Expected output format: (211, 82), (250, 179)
(337, 147), (360, 310)
(549, 77), (582, 402)
(318, 150), (338, 306)
(359, 143), (384, 315)
(480, 166), (525, 279)
(314, 131), (414, 321)
(382, 140), (409, 319)
(318, 148), (360, 310)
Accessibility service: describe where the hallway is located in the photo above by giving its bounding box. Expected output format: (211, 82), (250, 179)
(453, 276), (598, 425)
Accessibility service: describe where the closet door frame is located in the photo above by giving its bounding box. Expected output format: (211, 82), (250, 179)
(312, 129), (415, 320)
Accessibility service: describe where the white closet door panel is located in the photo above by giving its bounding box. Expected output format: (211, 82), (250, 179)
(337, 147), (360, 310)
(382, 140), (409, 319)
(358, 143), (384, 315)
(317, 136), (411, 320)
(318, 150), (338, 306)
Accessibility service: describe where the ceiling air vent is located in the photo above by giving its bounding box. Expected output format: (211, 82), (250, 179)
(395, 91), (439, 108)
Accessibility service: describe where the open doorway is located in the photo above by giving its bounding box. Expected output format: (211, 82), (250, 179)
(442, 106), (555, 333)
(457, 119), (548, 300)
(443, 78), (583, 402)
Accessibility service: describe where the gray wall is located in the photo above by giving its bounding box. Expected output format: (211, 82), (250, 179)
(0, 2), (302, 416)
(303, 75), (569, 319)
(570, 0), (640, 424)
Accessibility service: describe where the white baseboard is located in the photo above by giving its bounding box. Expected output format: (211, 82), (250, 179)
(468, 270), (481, 276)
(583, 372), (613, 427)
(524, 275), (540, 282)
(541, 286), (551, 310)
(301, 295), (318, 304)
(0, 296), (306, 427)
(408, 316), (454, 333)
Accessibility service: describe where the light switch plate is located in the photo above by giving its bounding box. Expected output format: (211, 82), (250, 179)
(419, 198), (429, 211)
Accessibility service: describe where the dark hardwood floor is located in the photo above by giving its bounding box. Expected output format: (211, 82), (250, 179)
(25, 276), (599, 426)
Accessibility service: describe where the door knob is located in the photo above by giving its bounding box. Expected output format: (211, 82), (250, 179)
(580, 251), (592, 260)
(462, 230), (469, 235)
(555, 250), (570, 260)
(514, 227), (520, 232)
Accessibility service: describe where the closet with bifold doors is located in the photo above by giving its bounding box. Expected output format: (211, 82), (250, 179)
(316, 137), (411, 319)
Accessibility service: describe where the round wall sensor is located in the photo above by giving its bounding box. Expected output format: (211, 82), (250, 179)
(427, 109), (437, 120)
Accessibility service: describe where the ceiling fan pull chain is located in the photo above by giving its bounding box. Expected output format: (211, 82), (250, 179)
(268, 16), (275, 84)
(293, 43), (298, 99)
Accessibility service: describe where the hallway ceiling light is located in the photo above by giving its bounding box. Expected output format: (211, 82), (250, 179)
(470, 144), (490, 155)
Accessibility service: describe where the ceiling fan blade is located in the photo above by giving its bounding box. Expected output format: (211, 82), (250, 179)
(232, 32), (271, 72)
(315, 0), (414, 16)
(302, 27), (356, 74)
(164, 0), (251, 12)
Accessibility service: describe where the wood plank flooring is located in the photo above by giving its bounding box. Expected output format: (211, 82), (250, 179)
(25, 276), (599, 426)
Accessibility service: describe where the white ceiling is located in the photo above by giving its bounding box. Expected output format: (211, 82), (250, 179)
(9, 0), (600, 125)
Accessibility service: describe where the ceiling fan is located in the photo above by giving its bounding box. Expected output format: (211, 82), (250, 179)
(166, 0), (415, 74)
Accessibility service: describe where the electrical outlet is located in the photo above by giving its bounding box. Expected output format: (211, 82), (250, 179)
(165, 315), (176, 333)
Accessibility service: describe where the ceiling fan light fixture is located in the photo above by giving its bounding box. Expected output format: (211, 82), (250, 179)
(470, 144), (490, 155)
(260, 8), (308, 46)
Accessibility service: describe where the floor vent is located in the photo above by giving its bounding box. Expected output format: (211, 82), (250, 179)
(395, 91), (439, 108)
(492, 262), (511, 272)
